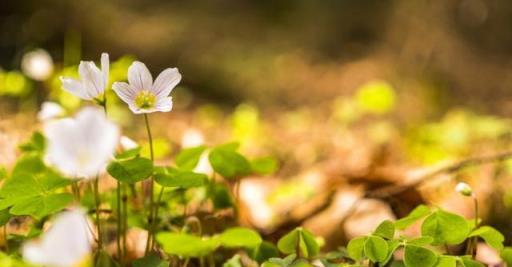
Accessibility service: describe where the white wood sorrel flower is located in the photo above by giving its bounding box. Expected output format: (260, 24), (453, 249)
(22, 209), (94, 267)
(112, 61), (181, 114)
(60, 53), (109, 103)
(44, 107), (119, 179)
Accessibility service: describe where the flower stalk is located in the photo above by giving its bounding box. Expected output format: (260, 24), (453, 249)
(92, 177), (103, 249)
(144, 113), (155, 254)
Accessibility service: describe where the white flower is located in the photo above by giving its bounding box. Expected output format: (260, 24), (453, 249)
(22, 209), (93, 267)
(112, 61), (181, 114)
(60, 53), (109, 102)
(120, 135), (139, 150)
(21, 49), (54, 81)
(44, 107), (119, 179)
(455, 182), (473, 197)
(37, 101), (65, 122)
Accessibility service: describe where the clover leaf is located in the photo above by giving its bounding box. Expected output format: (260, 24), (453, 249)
(219, 227), (262, 249)
(154, 167), (207, 188)
(107, 157), (153, 184)
(403, 245), (437, 267)
(209, 146), (251, 179)
(156, 232), (220, 258)
(421, 209), (469, 245)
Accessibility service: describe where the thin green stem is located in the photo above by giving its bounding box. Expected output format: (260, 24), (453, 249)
(3, 225), (8, 252)
(471, 196), (479, 259)
(116, 181), (122, 262)
(122, 184), (128, 261)
(143, 113), (155, 254)
(150, 186), (165, 249)
(93, 177), (103, 249)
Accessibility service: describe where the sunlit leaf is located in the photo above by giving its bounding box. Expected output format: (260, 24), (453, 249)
(107, 157), (153, 184)
(373, 220), (395, 239)
(469, 226), (504, 251)
(421, 209), (469, 245)
(154, 167), (207, 188)
(175, 146), (206, 170)
(251, 157), (278, 175)
(209, 146), (251, 179)
(403, 245), (437, 267)
(156, 232), (219, 258)
(395, 205), (431, 230)
(277, 227), (319, 258)
(364, 235), (388, 263)
(219, 227), (262, 249)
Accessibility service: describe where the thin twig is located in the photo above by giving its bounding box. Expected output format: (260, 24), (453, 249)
(367, 150), (512, 198)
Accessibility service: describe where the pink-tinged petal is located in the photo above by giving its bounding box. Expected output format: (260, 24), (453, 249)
(112, 82), (137, 106)
(152, 68), (181, 97)
(78, 61), (104, 98)
(154, 96), (173, 113)
(128, 61), (153, 91)
(60, 77), (91, 100)
(101, 53), (109, 87)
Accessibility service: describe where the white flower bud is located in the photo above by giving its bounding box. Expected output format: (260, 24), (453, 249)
(455, 182), (473, 197)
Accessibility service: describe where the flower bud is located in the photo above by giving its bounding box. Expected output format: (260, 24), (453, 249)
(455, 182), (473, 197)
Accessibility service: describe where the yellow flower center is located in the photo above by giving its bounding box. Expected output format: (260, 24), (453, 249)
(135, 91), (156, 109)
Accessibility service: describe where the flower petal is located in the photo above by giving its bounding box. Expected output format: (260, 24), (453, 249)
(23, 209), (93, 267)
(78, 61), (105, 98)
(60, 77), (91, 100)
(128, 61), (153, 91)
(101, 53), (109, 88)
(112, 82), (137, 106)
(152, 68), (181, 97)
(154, 96), (173, 113)
(37, 101), (65, 121)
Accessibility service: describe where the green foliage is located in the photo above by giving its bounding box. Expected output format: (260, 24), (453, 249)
(421, 210), (469, 245)
(156, 232), (220, 258)
(395, 204), (431, 230)
(373, 220), (395, 239)
(500, 247), (512, 266)
(107, 157), (153, 184)
(469, 226), (504, 251)
(364, 235), (388, 263)
(0, 155), (72, 219)
(223, 255), (242, 267)
(208, 145), (251, 179)
(175, 146), (206, 170)
(347, 237), (366, 261)
(133, 254), (169, 267)
(403, 245), (437, 267)
(154, 167), (207, 188)
(277, 227), (319, 258)
(342, 203), (507, 267)
(251, 241), (280, 263)
(18, 132), (45, 154)
(219, 227), (262, 249)
(250, 157), (279, 175)
(115, 147), (142, 160)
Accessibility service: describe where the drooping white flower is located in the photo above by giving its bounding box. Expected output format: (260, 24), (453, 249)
(112, 61), (181, 114)
(60, 53), (109, 102)
(455, 182), (473, 197)
(22, 209), (94, 267)
(37, 101), (65, 122)
(44, 107), (119, 179)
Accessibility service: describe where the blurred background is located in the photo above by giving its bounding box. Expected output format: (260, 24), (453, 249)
(2, 0), (512, 262)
